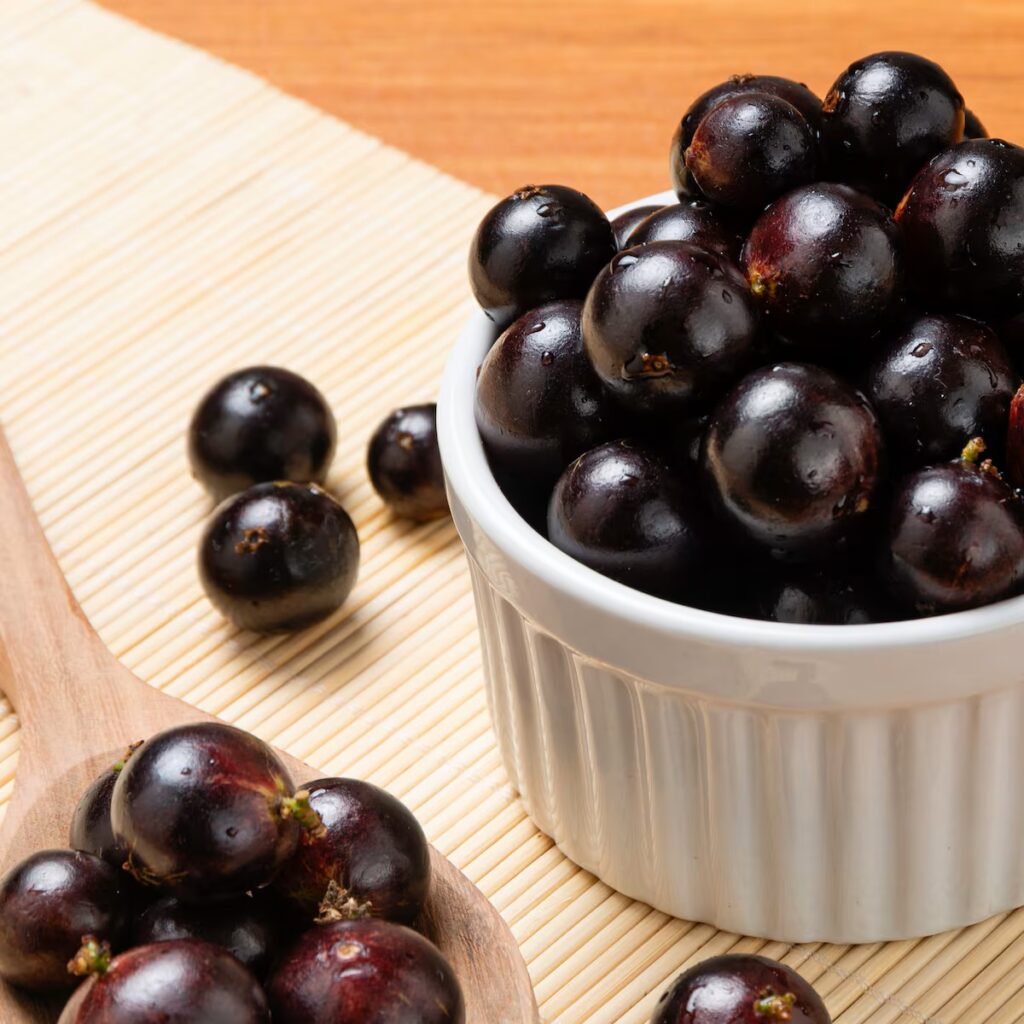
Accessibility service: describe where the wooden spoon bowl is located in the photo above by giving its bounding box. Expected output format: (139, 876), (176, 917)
(0, 429), (538, 1023)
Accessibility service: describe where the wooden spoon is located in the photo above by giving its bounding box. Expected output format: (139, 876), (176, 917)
(0, 429), (538, 1023)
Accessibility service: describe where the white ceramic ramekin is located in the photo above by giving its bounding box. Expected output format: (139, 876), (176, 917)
(438, 190), (1024, 944)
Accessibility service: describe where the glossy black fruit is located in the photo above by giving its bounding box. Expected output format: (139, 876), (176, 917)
(963, 108), (988, 139)
(744, 183), (904, 355)
(887, 441), (1024, 615)
(703, 363), (885, 560)
(267, 918), (464, 1024)
(750, 568), (885, 624)
(628, 201), (741, 259)
(686, 93), (817, 216)
(274, 777), (430, 926)
(199, 481), (359, 632)
(60, 939), (269, 1023)
(671, 75), (823, 199)
(896, 139), (1024, 315)
(111, 722), (322, 901)
(865, 313), (1018, 467)
(822, 51), (964, 204)
(131, 894), (280, 978)
(610, 203), (665, 249)
(476, 300), (619, 490)
(69, 746), (140, 868)
(188, 367), (336, 501)
(651, 953), (830, 1024)
(0, 850), (125, 992)
(469, 184), (616, 326)
(367, 404), (448, 521)
(583, 242), (759, 415)
(547, 441), (706, 600)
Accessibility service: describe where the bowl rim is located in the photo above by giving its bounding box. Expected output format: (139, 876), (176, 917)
(438, 189), (1024, 657)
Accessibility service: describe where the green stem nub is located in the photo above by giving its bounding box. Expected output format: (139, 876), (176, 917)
(961, 437), (988, 464)
(753, 990), (796, 1022)
(281, 790), (326, 839)
(315, 880), (373, 924)
(68, 936), (111, 978)
(112, 740), (144, 774)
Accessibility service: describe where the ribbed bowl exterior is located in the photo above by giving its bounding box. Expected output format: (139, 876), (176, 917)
(466, 554), (1024, 942)
(440, 192), (1024, 943)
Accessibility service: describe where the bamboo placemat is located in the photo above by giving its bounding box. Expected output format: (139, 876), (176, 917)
(0, 2), (1023, 1021)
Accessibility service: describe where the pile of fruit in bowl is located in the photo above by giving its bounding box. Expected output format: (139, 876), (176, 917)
(0, 721), (463, 1022)
(470, 50), (1024, 625)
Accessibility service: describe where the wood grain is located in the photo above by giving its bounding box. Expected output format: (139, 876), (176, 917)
(0, 429), (538, 1024)
(99, 0), (1024, 208)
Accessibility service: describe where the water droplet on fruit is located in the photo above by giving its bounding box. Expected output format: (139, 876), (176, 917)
(526, 321), (546, 334)
(917, 505), (936, 523)
(911, 342), (933, 358)
(226, 826), (238, 838)
(944, 169), (969, 187)
(871, 110), (883, 125)
(540, 351), (554, 366)
(614, 254), (639, 271)
(181, 767), (191, 776)
(966, 159), (977, 169)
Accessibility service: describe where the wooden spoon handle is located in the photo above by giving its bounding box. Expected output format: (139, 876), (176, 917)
(0, 427), (101, 722)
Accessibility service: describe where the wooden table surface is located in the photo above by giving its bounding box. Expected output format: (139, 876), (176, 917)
(100, 0), (1023, 210)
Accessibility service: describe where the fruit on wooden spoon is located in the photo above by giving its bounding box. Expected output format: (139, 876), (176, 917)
(273, 777), (431, 926)
(0, 851), (127, 992)
(267, 918), (464, 1024)
(60, 938), (270, 1023)
(131, 894), (281, 979)
(110, 722), (325, 900)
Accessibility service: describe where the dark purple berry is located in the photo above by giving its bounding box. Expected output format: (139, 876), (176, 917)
(69, 746), (140, 868)
(0, 851), (125, 992)
(822, 51), (964, 204)
(60, 939), (269, 1023)
(188, 367), (336, 502)
(628, 201), (741, 259)
(111, 722), (323, 901)
(751, 568), (886, 624)
(274, 777), (430, 926)
(651, 953), (830, 1024)
(865, 313), (1018, 467)
(199, 481), (359, 633)
(469, 184), (616, 326)
(583, 242), (759, 416)
(745, 183), (904, 356)
(547, 441), (706, 600)
(610, 204), (665, 249)
(267, 918), (464, 1024)
(671, 75), (823, 199)
(685, 94), (817, 216)
(703, 363), (885, 561)
(886, 441), (1024, 615)
(475, 300), (619, 491)
(896, 139), (1024, 316)
(367, 404), (448, 521)
(131, 894), (280, 978)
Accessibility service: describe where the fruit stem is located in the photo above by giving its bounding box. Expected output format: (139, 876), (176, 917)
(280, 790), (326, 838)
(68, 936), (111, 978)
(961, 437), (987, 464)
(112, 740), (143, 773)
(315, 880), (373, 924)
(753, 990), (796, 1021)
